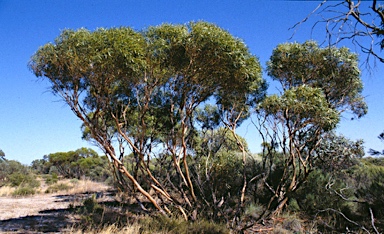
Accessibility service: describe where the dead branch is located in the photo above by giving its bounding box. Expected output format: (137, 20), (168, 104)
(291, 0), (384, 67)
(317, 208), (370, 233)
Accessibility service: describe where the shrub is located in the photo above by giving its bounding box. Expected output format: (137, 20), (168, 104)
(82, 196), (101, 213)
(12, 186), (36, 196)
(45, 172), (58, 185)
(8, 172), (40, 188)
(140, 215), (229, 234)
(45, 182), (72, 193)
(244, 202), (265, 219)
(281, 214), (302, 233)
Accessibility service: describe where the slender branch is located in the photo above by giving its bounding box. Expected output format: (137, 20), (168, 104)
(289, 0), (327, 40)
(369, 207), (380, 234)
(317, 208), (370, 233)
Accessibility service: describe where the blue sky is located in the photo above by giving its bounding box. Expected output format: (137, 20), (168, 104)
(1, 1), (383, 164)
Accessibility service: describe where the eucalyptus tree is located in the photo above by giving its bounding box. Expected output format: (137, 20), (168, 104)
(257, 41), (366, 215)
(47, 148), (100, 179)
(29, 22), (266, 218)
(267, 41), (367, 117)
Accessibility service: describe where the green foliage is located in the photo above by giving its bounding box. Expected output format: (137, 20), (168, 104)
(255, 41), (367, 216)
(12, 186), (36, 196)
(31, 158), (50, 174)
(267, 40), (367, 118)
(260, 86), (340, 131)
(29, 22), (266, 124)
(37, 148), (112, 182)
(45, 182), (72, 193)
(293, 158), (384, 232)
(192, 127), (249, 157)
(8, 172), (40, 188)
(0, 160), (28, 176)
(0, 159), (39, 188)
(82, 196), (101, 213)
(352, 159), (384, 219)
(195, 105), (221, 130)
(314, 132), (364, 173)
(295, 169), (351, 213)
(27, 20), (378, 230)
(244, 202), (265, 219)
(29, 21), (267, 219)
(47, 148), (99, 178)
(190, 128), (256, 219)
(44, 172), (58, 185)
(140, 215), (229, 234)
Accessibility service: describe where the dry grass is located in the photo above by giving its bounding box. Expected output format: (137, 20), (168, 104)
(0, 185), (16, 196)
(64, 179), (110, 195)
(68, 223), (144, 234)
(1, 178), (111, 197)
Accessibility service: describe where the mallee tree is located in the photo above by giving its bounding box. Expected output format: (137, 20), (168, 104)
(256, 41), (366, 216)
(29, 22), (267, 219)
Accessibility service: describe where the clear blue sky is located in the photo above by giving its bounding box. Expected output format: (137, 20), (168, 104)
(1, 1), (383, 164)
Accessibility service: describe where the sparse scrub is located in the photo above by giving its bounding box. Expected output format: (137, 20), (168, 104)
(6, 172), (40, 191)
(280, 213), (303, 233)
(139, 215), (229, 234)
(45, 172), (59, 185)
(244, 202), (265, 219)
(12, 186), (36, 196)
(45, 182), (72, 193)
(70, 178), (79, 184)
(69, 223), (143, 234)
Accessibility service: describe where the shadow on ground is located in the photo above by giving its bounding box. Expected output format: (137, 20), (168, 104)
(0, 191), (149, 233)
(0, 207), (76, 233)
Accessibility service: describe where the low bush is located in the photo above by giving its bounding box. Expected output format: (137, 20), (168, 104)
(8, 172), (40, 188)
(12, 186), (36, 196)
(139, 215), (229, 234)
(45, 182), (72, 193)
(45, 172), (59, 185)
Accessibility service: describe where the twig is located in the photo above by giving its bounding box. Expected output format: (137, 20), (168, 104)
(369, 207), (380, 234)
(317, 208), (370, 233)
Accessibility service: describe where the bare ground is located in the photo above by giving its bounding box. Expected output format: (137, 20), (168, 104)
(0, 194), (74, 220)
(0, 181), (113, 233)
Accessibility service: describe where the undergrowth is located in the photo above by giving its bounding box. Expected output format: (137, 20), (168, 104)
(71, 196), (229, 234)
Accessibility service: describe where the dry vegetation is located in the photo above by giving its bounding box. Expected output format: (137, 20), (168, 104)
(68, 224), (143, 234)
(0, 178), (110, 197)
(0, 179), (113, 232)
(0, 179), (230, 233)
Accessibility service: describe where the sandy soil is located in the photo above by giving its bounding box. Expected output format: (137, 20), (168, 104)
(0, 194), (73, 221)
(0, 181), (113, 233)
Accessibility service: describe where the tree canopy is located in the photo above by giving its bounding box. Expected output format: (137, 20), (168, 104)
(267, 41), (367, 118)
(29, 21), (266, 217)
(254, 41), (367, 215)
(28, 20), (379, 232)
